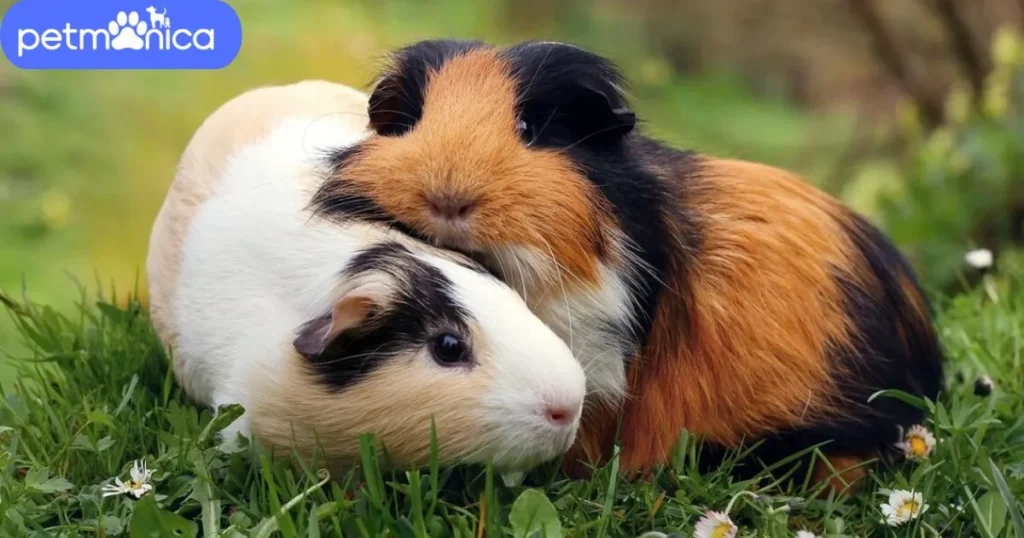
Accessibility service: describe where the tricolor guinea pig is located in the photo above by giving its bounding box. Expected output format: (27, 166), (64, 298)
(310, 40), (945, 487)
(145, 80), (587, 471)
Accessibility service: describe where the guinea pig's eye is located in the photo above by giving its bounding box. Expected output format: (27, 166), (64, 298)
(430, 332), (469, 365)
(516, 119), (535, 146)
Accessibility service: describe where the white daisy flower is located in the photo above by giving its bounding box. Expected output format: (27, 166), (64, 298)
(895, 424), (936, 461)
(693, 510), (737, 538)
(880, 489), (928, 526)
(101, 460), (154, 499)
(795, 531), (819, 538)
(964, 248), (993, 269)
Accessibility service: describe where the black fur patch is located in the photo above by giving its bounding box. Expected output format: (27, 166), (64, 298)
(500, 41), (636, 148)
(296, 241), (474, 390)
(368, 39), (485, 136)
(310, 147), (429, 246)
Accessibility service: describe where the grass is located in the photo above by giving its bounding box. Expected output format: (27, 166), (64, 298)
(1, 255), (1023, 537)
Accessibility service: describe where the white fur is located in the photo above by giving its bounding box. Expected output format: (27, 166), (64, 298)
(487, 244), (638, 404)
(171, 110), (586, 468)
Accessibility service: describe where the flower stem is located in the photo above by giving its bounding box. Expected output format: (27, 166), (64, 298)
(724, 491), (759, 515)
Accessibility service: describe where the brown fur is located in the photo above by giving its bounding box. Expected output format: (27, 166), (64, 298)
(146, 80), (369, 396)
(596, 158), (872, 472)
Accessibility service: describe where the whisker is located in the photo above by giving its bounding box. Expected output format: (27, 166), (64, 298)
(555, 122), (638, 154)
(536, 236), (575, 353)
(529, 107), (559, 146)
(311, 344), (396, 367)
(522, 45), (554, 100)
(510, 250), (529, 305)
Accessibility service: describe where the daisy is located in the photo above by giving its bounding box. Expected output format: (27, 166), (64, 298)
(896, 424), (936, 461)
(964, 248), (993, 269)
(101, 460), (154, 499)
(880, 489), (928, 526)
(795, 531), (819, 538)
(693, 510), (737, 538)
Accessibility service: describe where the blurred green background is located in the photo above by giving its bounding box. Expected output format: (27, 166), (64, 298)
(2, 0), (1024, 359)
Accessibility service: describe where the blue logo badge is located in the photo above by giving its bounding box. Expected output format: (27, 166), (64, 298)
(1, 0), (242, 69)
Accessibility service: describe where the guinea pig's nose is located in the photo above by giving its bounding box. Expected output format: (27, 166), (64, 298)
(426, 192), (477, 221)
(543, 400), (582, 426)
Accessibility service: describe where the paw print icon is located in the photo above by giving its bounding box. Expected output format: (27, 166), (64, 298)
(108, 11), (148, 50)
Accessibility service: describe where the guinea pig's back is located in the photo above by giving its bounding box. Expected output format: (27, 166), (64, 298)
(615, 156), (942, 475)
(150, 82), (371, 402)
(147, 80), (370, 352)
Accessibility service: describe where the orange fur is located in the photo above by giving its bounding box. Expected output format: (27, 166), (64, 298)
(573, 158), (876, 473)
(811, 454), (870, 494)
(330, 50), (612, 287)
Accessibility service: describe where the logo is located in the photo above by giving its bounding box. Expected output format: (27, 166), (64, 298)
(1, 0), (242, 69)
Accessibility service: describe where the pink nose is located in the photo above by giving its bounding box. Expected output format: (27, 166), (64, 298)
(426, 193), (476, 221)
(544, 403), (580, 426)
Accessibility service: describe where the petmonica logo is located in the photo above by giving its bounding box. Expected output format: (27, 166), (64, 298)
(1, 0), (242, 69)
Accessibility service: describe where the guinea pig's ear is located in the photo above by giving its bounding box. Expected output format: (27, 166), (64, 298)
(293, 283), (387, 359)
(505, 41), (636, 145)
(577, 79), (636, 139)
(367, 73), (412, 137)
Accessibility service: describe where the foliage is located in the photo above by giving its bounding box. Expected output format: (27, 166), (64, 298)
(2, 251), (1023, 536)
(875, 27), (1024, 293)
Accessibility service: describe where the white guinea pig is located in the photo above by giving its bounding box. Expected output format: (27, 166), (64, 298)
(146, 80), (587, 470)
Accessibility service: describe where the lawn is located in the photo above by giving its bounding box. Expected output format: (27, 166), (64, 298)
(0, 251), (1022, 537)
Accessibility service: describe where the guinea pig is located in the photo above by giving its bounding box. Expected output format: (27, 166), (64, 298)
(145, 80), (588, 471)
(309, 40), (945, 488)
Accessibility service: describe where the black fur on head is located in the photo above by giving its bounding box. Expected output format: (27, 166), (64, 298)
(293, 241), (475, 391)
(368, 39), (485, 136)
(366, 39), (636, 147)
(500, 40), (636, 147)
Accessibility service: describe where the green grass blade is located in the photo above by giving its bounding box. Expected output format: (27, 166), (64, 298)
(990, 458), (1024, 538)
(252, 469), (332, 538)
(428, 417), (440, 518)
(259, 454), (298, 538)
(597, 447), (621, 538)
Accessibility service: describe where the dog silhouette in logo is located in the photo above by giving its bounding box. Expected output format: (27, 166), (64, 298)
(146, 7), (170, 29)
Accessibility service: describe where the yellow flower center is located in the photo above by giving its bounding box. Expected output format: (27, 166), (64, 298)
(909, 436), (928, 456)
(898, 500), (919, 517)
(127, 480), (142, 489)
(711, 522), (733, 538)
